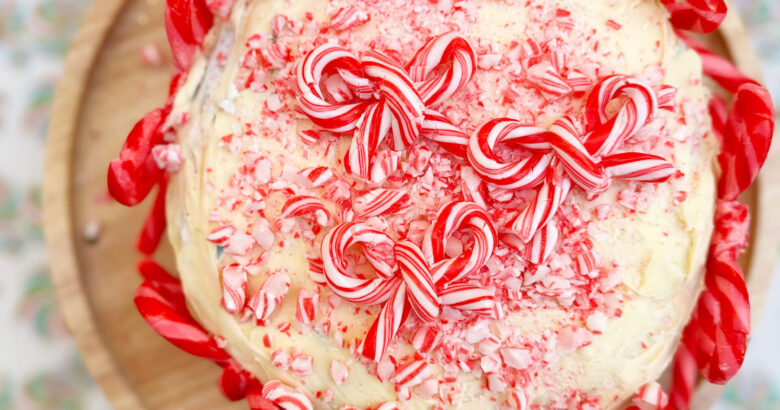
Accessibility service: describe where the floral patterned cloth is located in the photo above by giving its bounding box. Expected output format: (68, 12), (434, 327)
(0, 0), (776, 409)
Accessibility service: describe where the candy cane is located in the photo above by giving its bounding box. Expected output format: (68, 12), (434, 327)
(438, 283), (494, 315)
(573, 243), (597, 278)
(328, 5), (371, 32)
(361, 52), (425, 150)
(322, 203), (497, 361)
(601, 152), (676, 182)
(423, 201), (498, 284)
(394, 359), (433, 388)
(548, 116), (608, 192)
(523, 220), (559, 264)
(420, 110), (470, 158)
(583, 75), (657, 156)
(352, 188), (412, 218)
(632, 382), (669, 409)
(669, 318), (698, 410)
(296, 44), (370, 132)
(395, 241), (439, 322)
(406, 32), (477, 106)
(460, 166), (488, 209)
(508, 166), (571, 243)
(370, 150), (401, 183)
(412, 325), (443, 353)
(470, 76), (674, 249)
(321, 223), (401, 304)
(506, 390), (529, 410)
(526, 62), (572, 97)
(297, 34), (476, 180)
(307, 256), (326, 285)
(165, 0), (215, 70)
(467, 119), (552, 189)
(221, 264), (247, 314)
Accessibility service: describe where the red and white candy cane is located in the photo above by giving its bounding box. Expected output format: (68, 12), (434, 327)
(583, 75), (663, 157)
(422, 201), (498, 285)
(322, 202), (498, 360)
(296, 33), (476, 180)
(320, 222), (400, 304)
(352, 188), (412, 218)
(467, 119), (553, 189)
(406, 32), (477, 106)
(469, 76), (675, 258)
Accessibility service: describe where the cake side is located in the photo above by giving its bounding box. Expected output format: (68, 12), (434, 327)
(165, 0), (718, 408)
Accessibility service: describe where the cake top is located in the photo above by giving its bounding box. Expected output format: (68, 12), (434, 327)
(156, 0), (724, 408)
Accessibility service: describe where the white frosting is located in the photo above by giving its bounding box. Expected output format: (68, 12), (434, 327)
(165, 0), (718, 408)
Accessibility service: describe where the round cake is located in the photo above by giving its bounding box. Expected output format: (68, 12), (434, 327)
(160, 0), (716, 408)
(159, 0), (721, 408)
(126, 0), (744, 408)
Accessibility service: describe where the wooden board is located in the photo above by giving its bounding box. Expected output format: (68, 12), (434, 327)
(42, 1), (780, 409)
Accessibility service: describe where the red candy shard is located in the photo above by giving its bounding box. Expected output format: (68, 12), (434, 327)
(107, 109), (167, 206)
(718, 83), (775, 200)
(165, 0), (215, 70)
(218, 359), (255, 401)
(135, 278), (231, 363)
(137, 178), (169, 255)
(661, 0), (727, 33)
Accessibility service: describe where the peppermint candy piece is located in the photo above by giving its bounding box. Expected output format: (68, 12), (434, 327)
(352, 189), (412, 218)
(280, 195), (332, 227)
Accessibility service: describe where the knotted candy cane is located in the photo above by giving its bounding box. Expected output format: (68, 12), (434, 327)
(296, 33), (476, 180)
(467, 119), (552, 189)
(422, 201), (498, 284)
(470, 76), (675, 256)
(323, 202), (498, 361)
(321, 222), (400, 305)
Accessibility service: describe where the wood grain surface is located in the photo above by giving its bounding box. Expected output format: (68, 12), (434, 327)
(42, 1), (779, 409)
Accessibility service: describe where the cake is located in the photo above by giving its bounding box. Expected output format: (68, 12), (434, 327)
(108, 0), (775, 409)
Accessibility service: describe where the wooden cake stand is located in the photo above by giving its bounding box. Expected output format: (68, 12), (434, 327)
(43, 0), (780, 408)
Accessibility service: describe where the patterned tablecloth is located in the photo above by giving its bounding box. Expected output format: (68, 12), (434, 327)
(0, 1), (777, 409)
